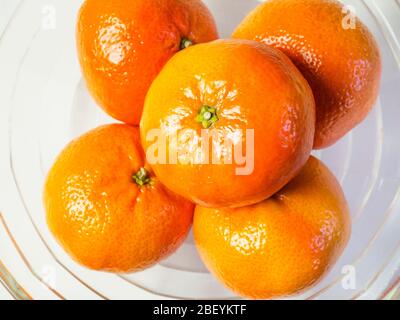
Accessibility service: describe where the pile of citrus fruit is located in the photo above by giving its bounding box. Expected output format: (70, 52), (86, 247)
(44, 0), (381, 299)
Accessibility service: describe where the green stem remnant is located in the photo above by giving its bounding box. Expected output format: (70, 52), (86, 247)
(132, 167), (151, 186)
(180, 38), (193, 50)
(196, 105), (219, 129)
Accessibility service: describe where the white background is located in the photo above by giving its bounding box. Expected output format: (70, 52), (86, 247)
(0, 0), (398, 300)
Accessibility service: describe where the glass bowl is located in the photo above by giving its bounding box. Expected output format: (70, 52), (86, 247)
(0, 0), (399, 300)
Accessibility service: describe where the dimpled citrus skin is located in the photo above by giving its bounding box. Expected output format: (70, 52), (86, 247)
(140, 39), (315, 208)
(44, 124), (194, 273)
(76, 0), (218, 125)
(194, 156), (351, 299)
(233, 0), (381, 149)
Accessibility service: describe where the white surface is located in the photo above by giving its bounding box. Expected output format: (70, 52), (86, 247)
(0, 0), (21, 301)
(0, 0), (399, 300)
(0, 0), (20, 33)
(0, 283), (13, 300)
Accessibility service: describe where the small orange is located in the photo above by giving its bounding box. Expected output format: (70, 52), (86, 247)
(76, 0), (218, 125)
(194, 156), (351, 299)
(140, 39), (315, 208)
(233, 0), (381, 149)
(44, 124), (194, 273)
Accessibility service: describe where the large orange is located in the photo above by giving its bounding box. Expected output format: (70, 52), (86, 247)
(76, 0), (218, 125)
(140, 39), (315, 208)
(44, 124), (194, 273)
(233, 0), (381, 149)
(194, 156), (351, 299)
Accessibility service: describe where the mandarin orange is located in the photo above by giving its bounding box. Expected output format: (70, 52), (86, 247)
(140, 39), (315, 208)
(233, 0), (381, 149)
(194, 156), (351, 299)
(77, 0), (218, 125)
(44, 124), (194, 273)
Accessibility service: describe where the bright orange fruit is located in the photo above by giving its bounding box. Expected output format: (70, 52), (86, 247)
(233, 0), (381, 149)
(194, 156), (351, 299)
(44, 124), (194, 273)
(140, 39), (315, 208)
(76, 0), (218, 125)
